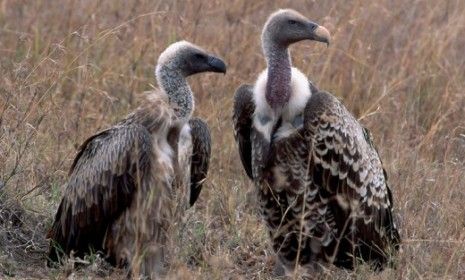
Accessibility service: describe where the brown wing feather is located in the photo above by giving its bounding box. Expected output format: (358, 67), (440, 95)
(47, 124), (152, 264)
(188, 118), (211, 206)
(258, 85), (399, 270)
(303, 89), (400, 268)
(233, 85), (255, 179)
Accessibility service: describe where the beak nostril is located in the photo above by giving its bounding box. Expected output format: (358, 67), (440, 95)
(309, 23), (318, 31)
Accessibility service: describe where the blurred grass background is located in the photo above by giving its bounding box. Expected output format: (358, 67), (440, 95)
(1, 0), (465, 278)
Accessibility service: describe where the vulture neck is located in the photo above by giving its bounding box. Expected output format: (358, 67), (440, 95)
(264, 43), (292, 111)
(156, 65), (193, 121)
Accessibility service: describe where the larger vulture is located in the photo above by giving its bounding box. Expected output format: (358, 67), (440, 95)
(233, 9), (400, 274)
(47, 41), (226, 277)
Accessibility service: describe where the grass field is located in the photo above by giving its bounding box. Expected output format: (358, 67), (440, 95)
(1, 0), (465, 279)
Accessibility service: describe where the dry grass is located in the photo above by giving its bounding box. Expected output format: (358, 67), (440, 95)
(1, 0), (465, 279)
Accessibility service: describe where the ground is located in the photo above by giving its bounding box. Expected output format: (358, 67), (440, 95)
(1, 0), (465, 279)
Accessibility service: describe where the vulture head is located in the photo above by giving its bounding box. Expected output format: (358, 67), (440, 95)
(157, 41), (227, 77)
(262, 9), (331, 50)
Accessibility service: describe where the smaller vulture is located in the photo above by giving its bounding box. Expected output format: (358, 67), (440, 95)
(233, 9), (400, 274)
(47, 41), (226, 277)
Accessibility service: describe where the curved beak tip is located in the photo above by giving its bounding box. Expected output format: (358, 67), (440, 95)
(314, 25), (331, 46)
(208, 56), (227, 74)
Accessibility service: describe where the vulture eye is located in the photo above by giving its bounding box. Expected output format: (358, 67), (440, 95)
(195, 53), (205, 60)
(288, 19), (298, 25)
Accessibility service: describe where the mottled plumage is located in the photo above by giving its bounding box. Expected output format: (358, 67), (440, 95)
(233, 10), (399, 274)
(47, 41), (225, 278)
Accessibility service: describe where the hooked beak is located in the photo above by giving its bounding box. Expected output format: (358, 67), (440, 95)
(308, 22), (331, 46)
(207, 55), (227, 74)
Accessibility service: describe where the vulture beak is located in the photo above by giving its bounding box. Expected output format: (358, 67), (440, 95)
(308, 22), (331, 46)
(207, 55), (227, 74)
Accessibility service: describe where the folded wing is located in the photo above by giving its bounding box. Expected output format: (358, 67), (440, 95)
(47, 124), (152, 264)
(233, 85), (255, 180)
(188, 118), (211, 206)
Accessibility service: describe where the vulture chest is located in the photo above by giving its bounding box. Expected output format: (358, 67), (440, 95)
(163, 122), (193, 217)
(256, 127), (339, 267)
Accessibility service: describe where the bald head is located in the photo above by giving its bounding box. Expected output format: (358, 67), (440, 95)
(262, 9), (330, 50)
(156, 40), (226, 77)
(155, 40), (226, 120)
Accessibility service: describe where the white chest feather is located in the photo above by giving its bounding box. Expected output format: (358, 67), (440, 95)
(177, 123), (192, 208)
(252, 67), (312, 141)
(152, 122), (192, 182)
(154, 129), (174, 186)
(178, 123), (193, 167)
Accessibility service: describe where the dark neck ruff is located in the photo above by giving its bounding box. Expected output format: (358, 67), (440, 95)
(265, 44), (292, 110)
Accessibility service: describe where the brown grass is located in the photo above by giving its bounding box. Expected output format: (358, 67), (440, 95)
(1, 0), (465, 279)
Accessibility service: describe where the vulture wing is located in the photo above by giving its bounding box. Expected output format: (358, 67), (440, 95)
(188, 118), (211, 206)
(233, 85), (255, 180)
(303, 88), (400, 268)
(47, 124), (152, 264)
